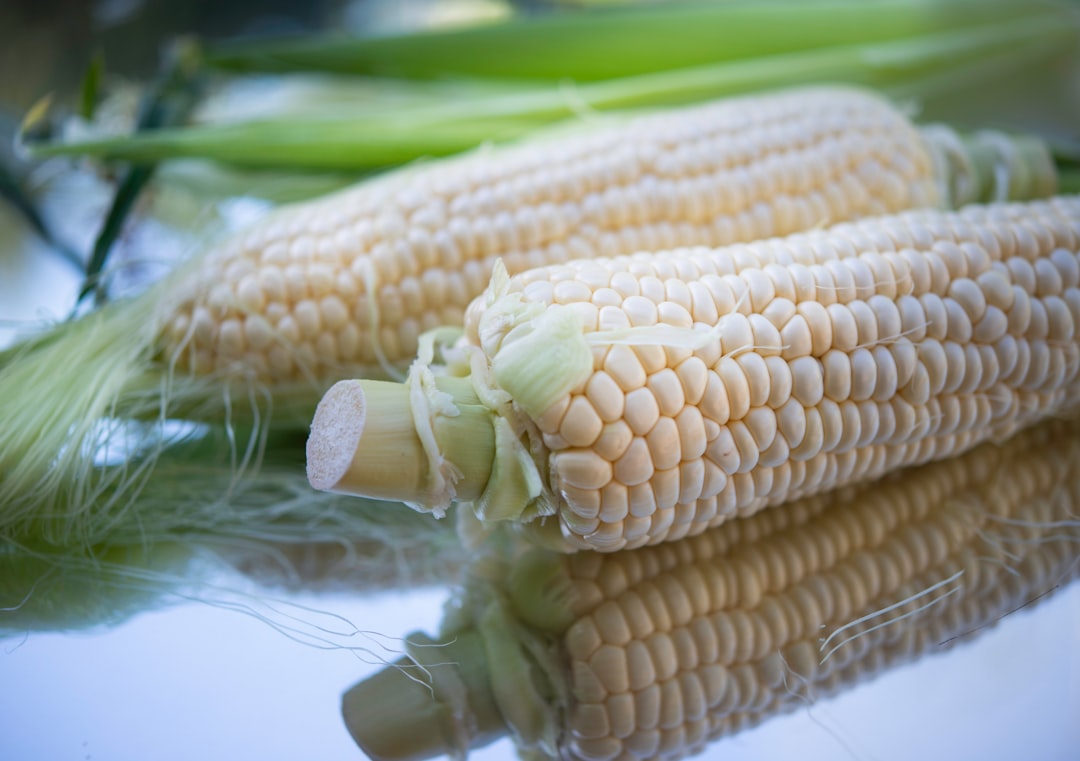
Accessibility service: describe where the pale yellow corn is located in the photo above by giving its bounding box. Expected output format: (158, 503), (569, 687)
(160, 86), (1047, 382)
(307, 197), (1080, 551)
(341, 415), (1080, 761)
(489, 197), (1080, 550)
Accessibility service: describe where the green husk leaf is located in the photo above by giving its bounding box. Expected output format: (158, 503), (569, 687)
(29, 11), (1077, 170)
(81, 164), (156, 304)
(1054, 167), (1080, 194)
(204, 0), (1040, 81)
(489, 305), (593, 422)
(155, 160), (357, 205)
(29, 113), (540, 170)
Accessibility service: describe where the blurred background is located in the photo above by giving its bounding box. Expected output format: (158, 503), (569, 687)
(0, 0), (521, 112)
(1, 2), (1079, 761)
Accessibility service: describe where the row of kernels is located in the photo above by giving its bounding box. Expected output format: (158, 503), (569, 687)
(552, 251), (1080, 401)
(502, 236), (910, 322)
(561, 406), (957, 546)
(557, 330), (1060, 479)
(568, 496), (820, 602)
(571, 392), (1060, 546)
(642, 91), (906, 167)
(723, 556), (1076, 755)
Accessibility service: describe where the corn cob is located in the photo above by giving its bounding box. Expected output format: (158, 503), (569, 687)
(0, 86), (1058, 549)
(341, 414), (1080, 761)
(307, 197), (1080, 551)
(159, 85), (1054, 384)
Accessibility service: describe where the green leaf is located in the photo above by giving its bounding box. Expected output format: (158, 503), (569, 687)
(204, 0), (1041, 82)
(78, 51), (106, 121)
(31, 11), (1078, 172)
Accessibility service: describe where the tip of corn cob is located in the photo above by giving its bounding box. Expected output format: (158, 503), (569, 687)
(305, 378), (440, 504)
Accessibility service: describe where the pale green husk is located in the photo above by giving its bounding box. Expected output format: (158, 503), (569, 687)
(206, 0), (1040, 81)
(31, 5), (1080, 170)
(0, 541), (197, 633)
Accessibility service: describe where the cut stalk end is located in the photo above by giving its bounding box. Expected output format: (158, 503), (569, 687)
(306, 378), (496, 507)
(306, 379), (418, 497)
(342, 630), (506, 761)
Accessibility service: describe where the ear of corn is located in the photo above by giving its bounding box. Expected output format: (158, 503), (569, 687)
(0, 84), (1060, 548)
(6, 85), (1054, 548)
(340, 414), (1080, 761)
(159, 86), (1054, 384)
(308, 196), (1080, 551)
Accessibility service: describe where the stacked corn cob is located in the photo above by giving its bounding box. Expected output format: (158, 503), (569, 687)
(341, 413), (1080, 761)
(6, 84), (1061, 548)
(307, 196), (1080, 551)
(156, 85), (1051, 384)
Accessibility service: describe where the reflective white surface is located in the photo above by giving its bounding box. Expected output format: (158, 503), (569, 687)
(1, 579), (1077, 761)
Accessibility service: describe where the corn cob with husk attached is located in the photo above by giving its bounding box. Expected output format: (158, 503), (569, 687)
(340, 413), (1080, 761)
(307, 196), (1080, 552)
(1, 84), (1059, 548)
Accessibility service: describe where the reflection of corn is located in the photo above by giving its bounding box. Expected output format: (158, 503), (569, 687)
(0, 544), (194, 633)
(342, 414), (1080, 761)
(226, 534), (464, 594)
(161, 86), (1053, 382)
